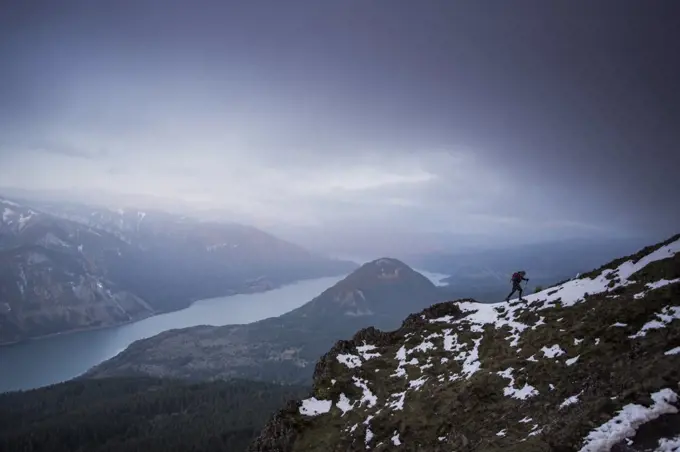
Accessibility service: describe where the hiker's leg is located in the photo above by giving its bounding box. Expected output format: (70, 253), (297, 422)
(508, 283), (521, 301)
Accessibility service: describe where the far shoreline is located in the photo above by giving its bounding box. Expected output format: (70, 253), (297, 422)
(0, 274), (344, 348)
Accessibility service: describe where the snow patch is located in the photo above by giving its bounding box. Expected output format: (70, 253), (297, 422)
(566, 355), (580, 366)
(409, 376), (427, 390)
(411, 339), (436, 353)
(391, 431), (402, 446)
(578, 387), (679, 452)
(629, 306), (680, 339)
(560, 390), (584, 409)
(388, 392), (406, 411)
(655, 435), (680, 451)
(461, 337), (483, 378)
(0, 199), (20, 207)
(496, 368), (539, 400)
(336, 394), (354, 415)
(647, 278), (680, 290)
(528, 425), (544, 437)
(356, 343), (381, 360)
(2, 207), (15, 223)
(365, 426), (374, 446)
(299, 397), (332, 416)
(352, 377), (377, 408)
(337, 353), (362, 368)
(18, 211), (35, 228)
(541, 344), (566, 358)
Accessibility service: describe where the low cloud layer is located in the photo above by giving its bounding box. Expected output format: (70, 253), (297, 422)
(1, 1), (678, 254)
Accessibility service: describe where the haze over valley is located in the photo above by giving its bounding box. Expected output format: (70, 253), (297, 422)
(1, 1), (679, 451)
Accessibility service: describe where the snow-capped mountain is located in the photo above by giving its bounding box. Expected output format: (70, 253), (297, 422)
(0, 198), (157, 343)
(0, 248), (153, 344)
(0, 198), (39, 236)
(0, 195), (355, 343)
(1, 197), (132, 256)
(250, 234), (680, 451)
(16, 197), (354, 269)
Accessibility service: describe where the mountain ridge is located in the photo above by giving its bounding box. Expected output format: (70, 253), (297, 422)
(248, 233), (680, 451)
(407, 236), (657, 303)
(0, 195), (356, 344)
(82, 258), (446, 384)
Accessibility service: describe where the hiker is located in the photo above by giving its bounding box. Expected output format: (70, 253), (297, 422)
(506, 271), (529, 301)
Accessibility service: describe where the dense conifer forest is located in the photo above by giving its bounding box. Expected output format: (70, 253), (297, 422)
(0, 377), (309, 452)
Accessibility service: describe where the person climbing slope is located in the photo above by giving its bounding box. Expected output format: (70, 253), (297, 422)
(506, 270), (529, 301)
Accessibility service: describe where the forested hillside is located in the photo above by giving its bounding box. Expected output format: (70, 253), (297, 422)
(0, 377), (309, 452)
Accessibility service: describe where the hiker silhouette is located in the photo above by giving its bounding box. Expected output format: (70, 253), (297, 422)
(506, 271), (529, 301)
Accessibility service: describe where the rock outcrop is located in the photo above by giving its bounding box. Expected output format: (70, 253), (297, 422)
(249, 234), (680, 451)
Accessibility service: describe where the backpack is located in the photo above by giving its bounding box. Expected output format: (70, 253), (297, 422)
(512, 272), (521, 282)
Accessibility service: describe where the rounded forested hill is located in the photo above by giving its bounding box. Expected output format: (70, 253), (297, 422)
(284, 257), (443, 322)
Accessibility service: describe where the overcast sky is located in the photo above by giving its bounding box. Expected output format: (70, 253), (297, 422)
(1, 0), (678, 254)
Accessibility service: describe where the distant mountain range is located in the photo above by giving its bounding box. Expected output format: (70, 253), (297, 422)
(0, 195), (356, 344)
(83, 258), (447, 384)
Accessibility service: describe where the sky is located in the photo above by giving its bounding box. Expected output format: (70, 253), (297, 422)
(1, 0), (679, 255)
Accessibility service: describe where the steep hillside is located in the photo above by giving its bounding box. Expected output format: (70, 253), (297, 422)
(0, 197), (154, 343)
(249, 234), (680, 452)
(0, 245), (153, 343)
(0, 196), (355, 343)
(0, 377), (309, 452)
(82, 259), (445, 384)
(24, 197), (357, 308)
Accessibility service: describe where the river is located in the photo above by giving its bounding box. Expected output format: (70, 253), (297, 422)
(0, 269), (448, 393)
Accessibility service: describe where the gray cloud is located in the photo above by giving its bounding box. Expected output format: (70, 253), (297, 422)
(15, 140), (109, 161)
(0, 0), (678, 253)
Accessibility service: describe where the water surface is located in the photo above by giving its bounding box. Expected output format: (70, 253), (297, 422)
(0, 269), (449, 393)
(0, 275), (345, 393)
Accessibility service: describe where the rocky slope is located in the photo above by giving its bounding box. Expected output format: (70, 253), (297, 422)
(82, 259), (446, 384)
(22, 198), (357, 303)
(0, 196), (355, 343)
(249, 234), (680, 452)
(0, 197), (154, 343)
